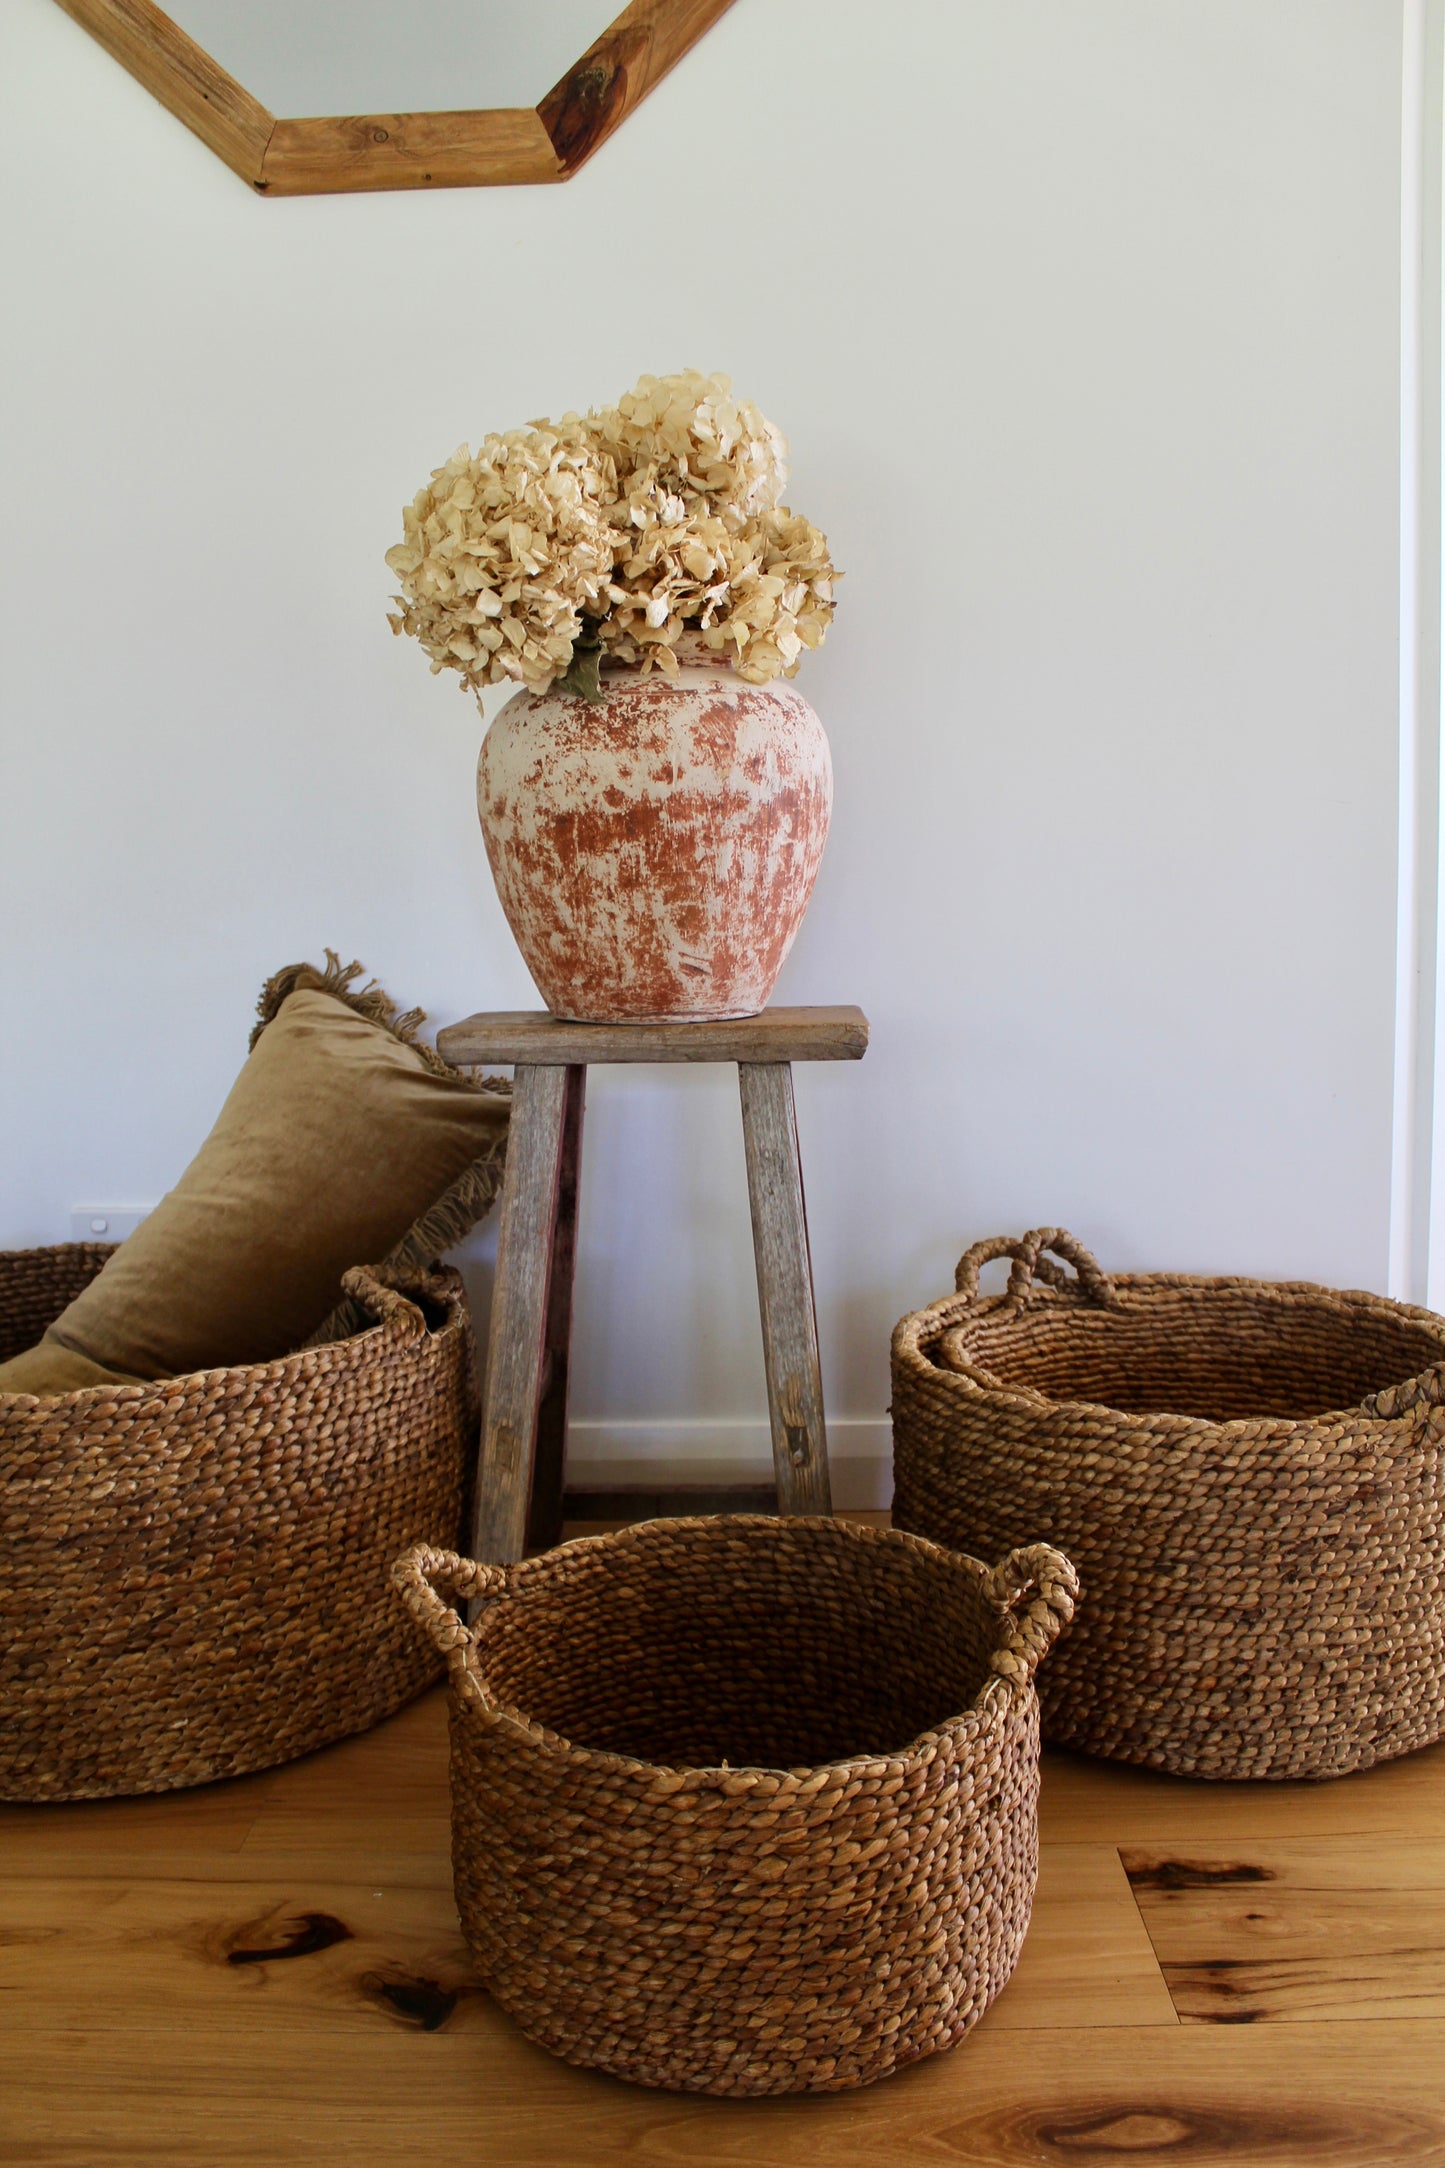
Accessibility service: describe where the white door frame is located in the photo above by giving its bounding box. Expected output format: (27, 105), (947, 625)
(1394, 0), (1445, 1305)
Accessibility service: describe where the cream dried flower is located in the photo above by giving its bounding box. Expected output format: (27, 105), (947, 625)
(385, 419), (612, 697)
(587, 368), (789, 525)
(386, 372), (837, 700)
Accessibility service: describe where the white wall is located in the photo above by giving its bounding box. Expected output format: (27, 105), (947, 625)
(0, 0), (1404, 1500)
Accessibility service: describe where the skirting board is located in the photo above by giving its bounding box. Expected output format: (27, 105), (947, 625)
(563, 1418), (892, 1511)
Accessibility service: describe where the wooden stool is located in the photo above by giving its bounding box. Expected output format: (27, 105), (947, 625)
(435, 1005), (870, 1562)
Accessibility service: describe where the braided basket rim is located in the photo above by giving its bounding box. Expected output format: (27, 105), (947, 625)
(0, 1252), (468, 1410)
(445, 1515), (1068, 1792)
(892, 1270), (1445, 1438)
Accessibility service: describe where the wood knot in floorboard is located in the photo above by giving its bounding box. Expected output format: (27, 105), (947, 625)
(1120, 1856), (1277, 1892)
(222, 1909), (355, 1966)
(1016, 2098), (1436, 2159)
(359, 1968), (463, 2031)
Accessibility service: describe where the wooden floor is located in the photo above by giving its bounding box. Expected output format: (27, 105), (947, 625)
(4, 1532), (1445, 2165)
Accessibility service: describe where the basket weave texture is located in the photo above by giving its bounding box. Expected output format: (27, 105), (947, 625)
(1, 1245), (477, 1801)
(892, 1227), (1445, 1782)
(394, 1516), (1077, 2095)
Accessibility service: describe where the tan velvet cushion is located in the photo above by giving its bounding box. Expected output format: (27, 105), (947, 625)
(0, 1339), (136, 1394)
(0, 961), (508, 1396)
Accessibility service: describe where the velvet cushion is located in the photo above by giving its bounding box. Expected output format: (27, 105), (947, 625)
(0, 960), (508, 1396)
(0, 1339), (134, 1393)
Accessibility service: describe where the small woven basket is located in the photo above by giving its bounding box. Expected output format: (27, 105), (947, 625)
(393, 1516), (1077, 2095)
(1, 1245), (477, 1801)
(892, 1226), (1445, 1782)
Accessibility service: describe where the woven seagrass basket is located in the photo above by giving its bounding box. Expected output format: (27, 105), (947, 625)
(393, 1516), (1078, 2095)
(1, 1245), (477, 1801)
(892, 1226), (1445, 1782)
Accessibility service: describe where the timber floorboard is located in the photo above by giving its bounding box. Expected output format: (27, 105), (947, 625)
(2, 1517), (1444, 2164)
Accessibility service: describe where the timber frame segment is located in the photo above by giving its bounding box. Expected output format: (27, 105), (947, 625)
(49, 0), (735, 195)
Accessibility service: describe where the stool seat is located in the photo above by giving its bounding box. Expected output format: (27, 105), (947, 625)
(435, 1004), (869, 1562)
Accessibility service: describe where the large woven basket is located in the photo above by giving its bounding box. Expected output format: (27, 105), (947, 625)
(892, 1226), (1445, 1782)
(1, 1244), (477, 1801)
(393, 1516), (1077, 2095)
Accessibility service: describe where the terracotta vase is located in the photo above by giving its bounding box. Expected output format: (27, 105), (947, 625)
(476, 661), (832, 1023)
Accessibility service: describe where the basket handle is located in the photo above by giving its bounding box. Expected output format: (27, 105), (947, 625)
(955, 1228), (1116, 1314)
(341, 1266), (430, 1339)
(1361, 1366), (1445, 1421)
(984, 1543), (1080, 1686)
(391, 1544), (510, 1672)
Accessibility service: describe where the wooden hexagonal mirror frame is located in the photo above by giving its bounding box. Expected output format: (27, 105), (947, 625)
(52, 0), (736, 195)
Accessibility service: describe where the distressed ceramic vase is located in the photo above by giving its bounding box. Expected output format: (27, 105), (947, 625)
(476, 661), (832, 1023)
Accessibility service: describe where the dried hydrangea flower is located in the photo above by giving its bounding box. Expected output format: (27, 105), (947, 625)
(385, 419), (613, 696)
(586, 368), (789, 525)
(385, 372), (837, 699)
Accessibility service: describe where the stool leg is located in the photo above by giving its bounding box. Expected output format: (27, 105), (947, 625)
(472, 1062), (571, 1563)
(739, 1060), (833, 1516)
(526, 1064), (586, 1553)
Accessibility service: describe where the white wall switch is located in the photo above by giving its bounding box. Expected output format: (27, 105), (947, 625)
(70, 1206), (152, 1244)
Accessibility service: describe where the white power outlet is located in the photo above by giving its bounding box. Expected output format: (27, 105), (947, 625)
(71, 1206), (152, 1244)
